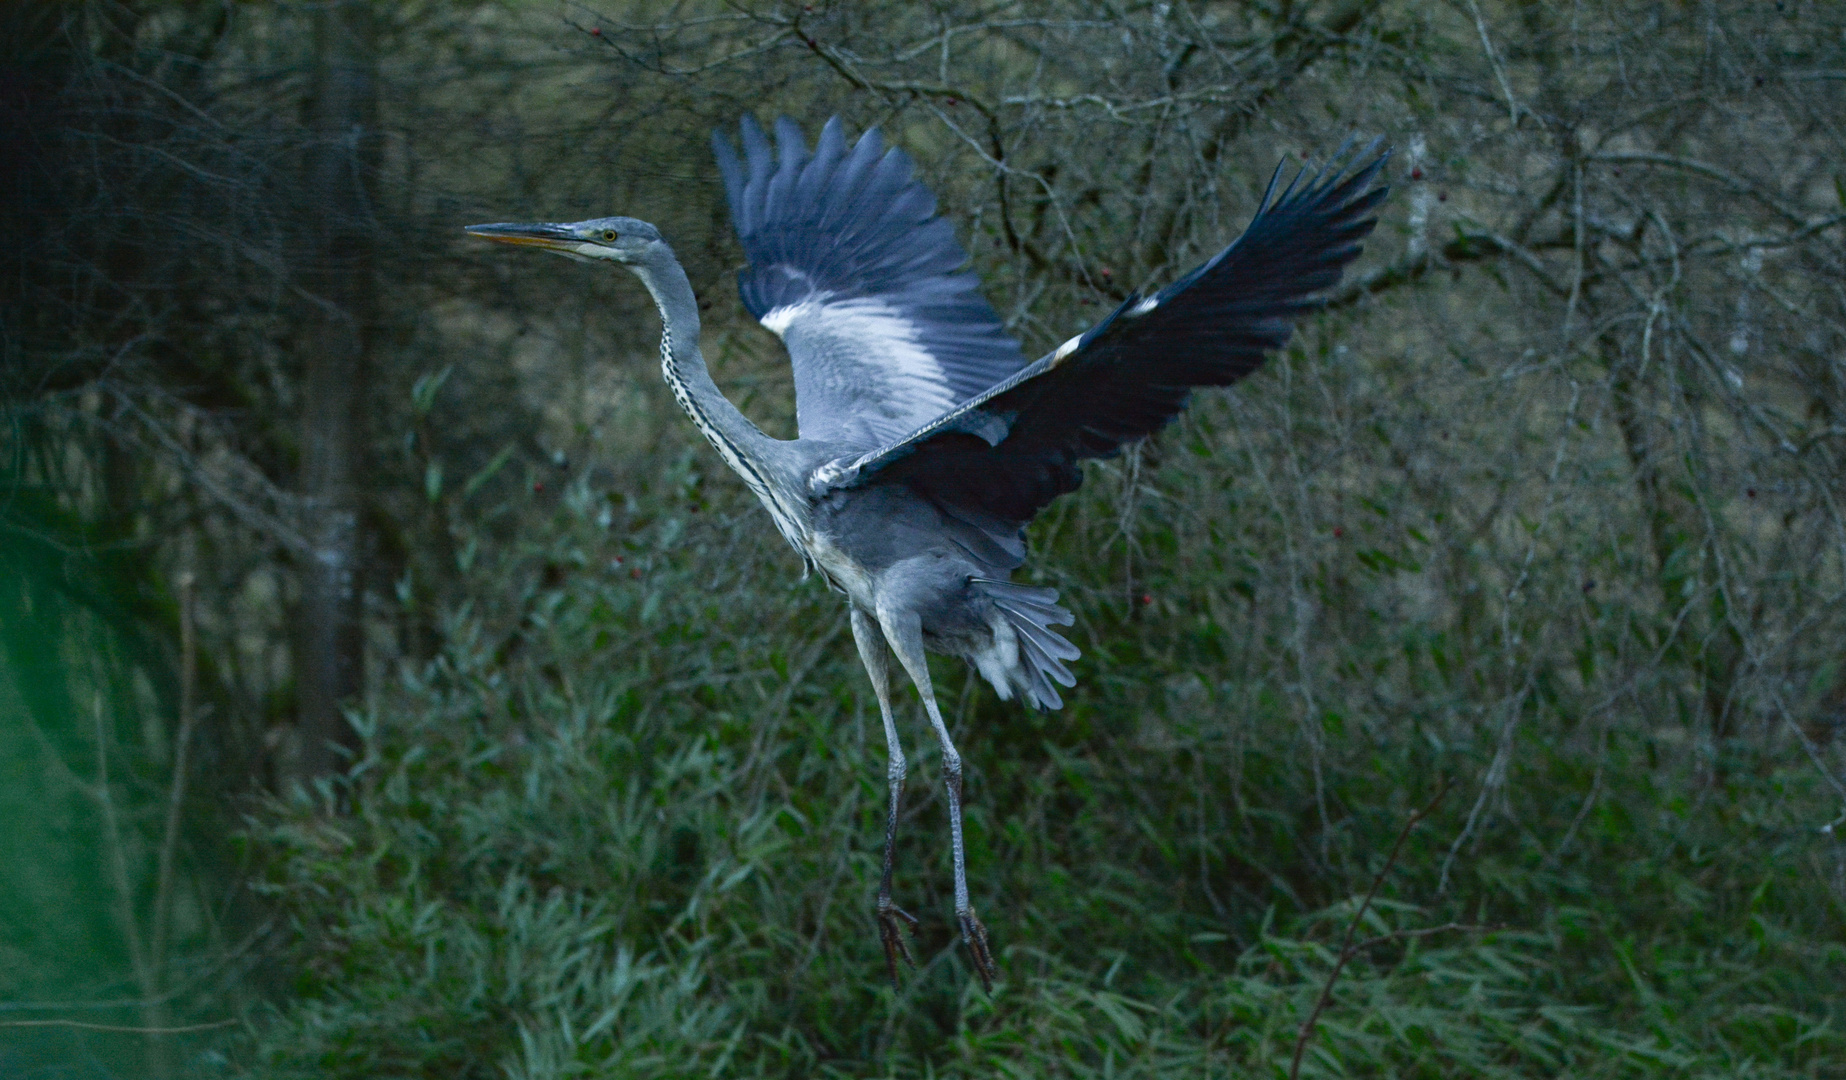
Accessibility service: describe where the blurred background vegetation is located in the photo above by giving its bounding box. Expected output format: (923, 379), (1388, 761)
(3, 0), (1844, 1076)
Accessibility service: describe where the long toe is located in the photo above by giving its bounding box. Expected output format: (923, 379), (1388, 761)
(957, 907), (998, 992)
(876, 903), (919, 987)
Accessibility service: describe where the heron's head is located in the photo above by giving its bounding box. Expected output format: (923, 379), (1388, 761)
(464, 216), (665, 265)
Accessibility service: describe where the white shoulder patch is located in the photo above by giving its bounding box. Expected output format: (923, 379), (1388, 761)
(1131, 295), (1160, 316)
(809, 458), (856, 493)
(760, 300), (820, 338)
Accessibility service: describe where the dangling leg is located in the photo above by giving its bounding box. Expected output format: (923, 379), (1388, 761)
(851, 607), (917, 986)
(878, 607), (999, 991)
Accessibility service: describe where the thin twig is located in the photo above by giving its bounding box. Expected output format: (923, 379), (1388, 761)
(1463, 0), (1519, 126)
(1350, 920), (1496, 953)
(1590, 152), (1810, 227)
(0, 1018), (237, 1034)
(151, 571), (199, 981)
(93, 694), (151, 1003)
(1288, 781), (1451, 1080)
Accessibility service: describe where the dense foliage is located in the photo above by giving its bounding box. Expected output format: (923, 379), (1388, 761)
(4, 1), (1844, 1077)
(252, 443), (1846, 1076)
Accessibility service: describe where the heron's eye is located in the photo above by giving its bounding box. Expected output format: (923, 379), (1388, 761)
(601, 229), (619, 242)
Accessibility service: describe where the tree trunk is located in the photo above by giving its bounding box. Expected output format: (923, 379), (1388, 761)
(292, 0), (376, 784)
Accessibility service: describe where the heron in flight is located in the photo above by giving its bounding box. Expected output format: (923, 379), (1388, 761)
(467, 116), (1388, 990)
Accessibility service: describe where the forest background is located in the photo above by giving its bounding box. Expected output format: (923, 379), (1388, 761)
(4, 1), (1845, 1077)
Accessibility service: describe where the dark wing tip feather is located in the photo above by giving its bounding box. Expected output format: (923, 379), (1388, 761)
(712, 129), (742, 201)
(862, 135), (1391, 529)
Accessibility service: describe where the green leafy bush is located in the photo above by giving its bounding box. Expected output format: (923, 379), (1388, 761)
(245, 364), (1846, 1075)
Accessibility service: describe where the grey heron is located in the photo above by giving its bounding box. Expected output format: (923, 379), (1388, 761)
(467, 116), (1388, 990)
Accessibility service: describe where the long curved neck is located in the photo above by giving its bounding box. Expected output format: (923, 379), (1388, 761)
(629, 245), (809, 545)
(630, 246), (771, 461)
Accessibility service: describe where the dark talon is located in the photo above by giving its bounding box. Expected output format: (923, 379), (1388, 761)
(958, 907), (998, 992)
(877, 902), (919, 987)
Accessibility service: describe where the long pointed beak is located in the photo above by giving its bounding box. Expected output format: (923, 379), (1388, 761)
(464, 222), (578, 250)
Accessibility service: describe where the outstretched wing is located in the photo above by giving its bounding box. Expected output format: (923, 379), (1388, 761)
(819, 140), (1391, 527)
(713, 115), (1026, 450)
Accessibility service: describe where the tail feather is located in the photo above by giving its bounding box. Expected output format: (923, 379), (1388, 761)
(973, 578), (1080, 710)
(994, 593), (1068, 623)
(996, 602), (1080, 675)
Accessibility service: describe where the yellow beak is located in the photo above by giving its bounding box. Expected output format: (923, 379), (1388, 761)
(463, 222), (579, 250)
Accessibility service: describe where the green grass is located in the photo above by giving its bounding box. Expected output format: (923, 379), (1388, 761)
(238, 378), (1846, 1076)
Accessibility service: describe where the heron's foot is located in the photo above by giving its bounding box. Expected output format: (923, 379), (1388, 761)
(957, 906), (998, 992)
(875, 900), (919, 988)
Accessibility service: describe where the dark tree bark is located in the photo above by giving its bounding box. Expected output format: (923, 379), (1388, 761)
(293, 0), (377, 783)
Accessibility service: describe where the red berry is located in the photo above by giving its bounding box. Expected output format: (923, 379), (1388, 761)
(589, 26), (601, 36)
(1409, 167), (1424, 180)
(630, 568), (641, 579)
(1139, 593), (1153, 606)
(1437, 191), (1448, 202)
(1333, 527), (1344, 538)
(533, 481), (545, 494)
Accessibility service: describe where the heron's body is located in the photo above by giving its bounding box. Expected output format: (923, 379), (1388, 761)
(637, 250), (1051, 705)
(469, 116), (1389, 989)
(810, 485), (1051, 703)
